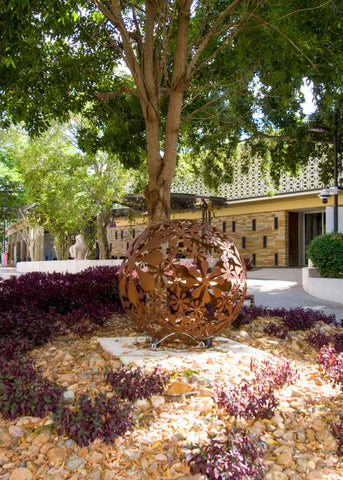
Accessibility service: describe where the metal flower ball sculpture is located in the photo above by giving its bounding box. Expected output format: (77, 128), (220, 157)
(119, 220), (247, 347)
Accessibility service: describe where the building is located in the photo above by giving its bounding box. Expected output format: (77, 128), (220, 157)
(108, 156), (343, 267)
(6, 219), (56, 265)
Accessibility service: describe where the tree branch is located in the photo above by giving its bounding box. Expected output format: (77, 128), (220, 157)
(187, 0), (245, 76)
(94, 86), (138, 99)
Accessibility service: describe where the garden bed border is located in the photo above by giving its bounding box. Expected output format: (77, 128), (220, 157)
(16, 259), (123, 274)
(302, 267), (343, 305)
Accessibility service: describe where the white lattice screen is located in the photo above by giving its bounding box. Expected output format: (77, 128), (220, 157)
(171, 156), (325, 200)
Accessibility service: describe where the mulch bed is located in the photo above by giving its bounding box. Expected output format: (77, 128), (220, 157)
(1, 314), (343, 480)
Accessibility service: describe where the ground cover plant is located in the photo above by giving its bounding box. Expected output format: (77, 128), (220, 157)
(54, 393), (135, 447)
(1, 270), (343, 477)
(215, 358), (298, 420)
(187, 431), (266, 480)
(0, 355), (64, 420)
(0, 266), (123, 350)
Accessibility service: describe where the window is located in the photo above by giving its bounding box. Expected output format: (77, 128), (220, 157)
(222, 221), (226, 233)
(232, 221), (236, 232)
(242, 237), (246, 249)
(274, 253), (279, 266)
(132, 229), (135, 238)
(126, 242), (130, 250)
(274, 217), (279, 230)
(252, 219), (256, 231)
(115, 231), (118, 240)
(263, 236), (267, 248)
(252, 254), (256, 265)
(121, 230), (123, 239)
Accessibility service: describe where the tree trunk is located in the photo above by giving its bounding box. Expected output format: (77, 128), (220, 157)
(143, 1), (191, 226)
(97, 210), (110, 259)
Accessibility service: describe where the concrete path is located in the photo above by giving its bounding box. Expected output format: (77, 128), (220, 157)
(247, 268), (343, 321)
(0, 267), (21, 280)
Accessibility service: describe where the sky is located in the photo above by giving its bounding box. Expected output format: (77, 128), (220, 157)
(301, 81), (316, 115)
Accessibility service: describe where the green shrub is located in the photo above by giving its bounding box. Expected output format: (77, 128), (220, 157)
(306, 233), (343, 278)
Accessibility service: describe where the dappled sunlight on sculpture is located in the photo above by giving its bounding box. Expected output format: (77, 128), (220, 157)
(69, 234), (89, 260)
(119, 220), (247, 347)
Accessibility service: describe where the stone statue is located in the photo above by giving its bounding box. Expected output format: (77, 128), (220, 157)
(69, 234), (89, 260)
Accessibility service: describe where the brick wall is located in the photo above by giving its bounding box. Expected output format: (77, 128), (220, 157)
(107, 225), (146, 258)
(107, 210), (289, 267)
(212, 210), (288, 267)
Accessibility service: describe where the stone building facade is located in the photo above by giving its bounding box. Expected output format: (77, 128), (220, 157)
(107, 156), (343, 267)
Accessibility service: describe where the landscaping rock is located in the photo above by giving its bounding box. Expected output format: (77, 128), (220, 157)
(47, 447), (67, 466)
(9, 468), (32, 480)
(66, 456), (85, 470)
(2, 314), (343, 479)
(0, 427), (14, 446)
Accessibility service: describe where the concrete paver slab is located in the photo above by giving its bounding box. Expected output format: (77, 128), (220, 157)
(98, 336), (271, 368)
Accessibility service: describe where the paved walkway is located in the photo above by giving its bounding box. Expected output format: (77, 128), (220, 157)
(247, 268), (343, 321)
(2, 266), (343, 321)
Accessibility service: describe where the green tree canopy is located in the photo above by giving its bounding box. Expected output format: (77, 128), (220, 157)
(3, 124), (140, 258)
(1, 1), (342, 223)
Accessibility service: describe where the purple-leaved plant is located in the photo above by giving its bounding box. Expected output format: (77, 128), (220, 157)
(54, 393), (134, 447)
(0, 356), (64, 419)
(106, 366), (169, 401)
(187, 431), (266, 480)
(318, 344), (343, 391)
(215, 359), (298, 420)
(330, 417), (343, 456)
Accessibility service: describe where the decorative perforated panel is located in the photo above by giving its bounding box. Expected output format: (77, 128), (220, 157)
(172, 156), (325, 200)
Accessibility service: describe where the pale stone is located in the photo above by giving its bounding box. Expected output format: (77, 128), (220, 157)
(265, 473), (288, 480)
(296, 458), (307, 473)
(282, 431), (295, 442)
(165, 381), (194, 396)
(150, 395), (165, 408)
(63, 390), (75, 401)
(66, 456), (84, 470)
(307, 470), (326, 480)
(89, 468), (102, 480)
(0, 427), (14, 446)
(89, 353), (105, 368)
(306, 460), (316, 473)
(155, 453), (168, 461)
(32, 432), (50, 447)
(322, 437), (338, 450)
(78, 446), (88, 458)
(88, 451), (104, 462)
(8, 426), (25, 438)
(47, 447), (67, 466)
(290, 474), (302, 480)
(315, 429), (333, 443)
(198, 387), (213, 397)
(58, 373), (75, 383)
(104, 470), (116, 480)
(9, 467), (33, 480)
(135, 398), (151, 412)
(40, 442), (55, 455)
(189, 397), (214, 413)
(122, 449), (142, 461)
(276, 450), (293, 467)
(307, 429), (316, 442)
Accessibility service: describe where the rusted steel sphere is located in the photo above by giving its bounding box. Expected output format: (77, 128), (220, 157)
(119, 220), (247, 345)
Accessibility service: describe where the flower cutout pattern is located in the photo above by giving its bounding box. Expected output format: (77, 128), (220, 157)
(119, 220), (247, 345)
